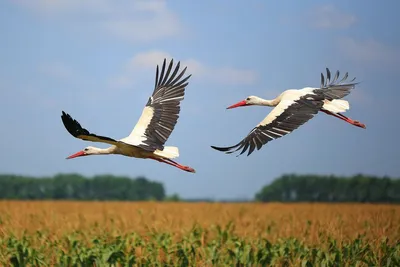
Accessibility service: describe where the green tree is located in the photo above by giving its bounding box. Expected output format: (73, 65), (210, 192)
(255, 174), (400, 203)
(165, 193), (181, 202)
(0, 174), (166, 201)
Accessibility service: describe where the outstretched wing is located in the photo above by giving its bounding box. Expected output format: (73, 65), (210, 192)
(61, 111), (119, 146)
(121, 58), (192, 151)
(316, 68), (358, 100)
(211, 93), (325, 156)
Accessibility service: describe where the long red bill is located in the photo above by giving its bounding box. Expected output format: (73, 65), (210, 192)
(227, 100), (247, 109)
(66, 151), (86, 159)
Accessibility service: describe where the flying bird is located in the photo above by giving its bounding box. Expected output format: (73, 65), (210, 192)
(211, 68), (366, 156)
(61, 58), (195, 173)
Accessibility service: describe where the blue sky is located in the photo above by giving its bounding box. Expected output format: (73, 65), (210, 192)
(1, 0), (399, 199)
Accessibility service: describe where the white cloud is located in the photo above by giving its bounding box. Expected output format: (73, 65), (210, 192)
(37, 62), (97, 89)
(38, 62), (73, 80)
(0, 81), (58, 109)
(13, 0), (182, 43)
(338, 37), (400, 66)
(127, 50), (172, 70)
(306, 5), (356, 29)
(110, 50), (258, 88)
(212, 67), (258, 85)
(15, 0), (123, 16)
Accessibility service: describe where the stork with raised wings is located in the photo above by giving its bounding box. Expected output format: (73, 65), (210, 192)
(211, 68), (366, 156)
(61, 58), (195, 173)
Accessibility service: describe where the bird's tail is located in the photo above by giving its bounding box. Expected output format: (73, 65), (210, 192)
(153, 146), (180, 159)
(322, 99), (350, 113)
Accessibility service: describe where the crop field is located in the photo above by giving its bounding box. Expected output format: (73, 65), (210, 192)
(0, 201), (398, 266)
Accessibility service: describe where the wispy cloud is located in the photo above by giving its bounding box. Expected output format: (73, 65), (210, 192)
(306, 5), (356, 29)
(337, 37), (400, 66)
(110, 50), (258, 88)
(0, 82), (58, 110)
(211, 67), (258, 85)
(13, 0), (182, 43)
(37, 62), (74, 81)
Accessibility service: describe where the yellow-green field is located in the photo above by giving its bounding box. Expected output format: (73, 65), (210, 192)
(0, 201), (398, 266)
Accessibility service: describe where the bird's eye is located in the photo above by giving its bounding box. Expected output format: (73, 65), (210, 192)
(84, 148), (88, 151)
(247, 97), (250, 101)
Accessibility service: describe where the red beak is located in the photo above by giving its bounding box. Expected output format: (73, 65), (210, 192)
(227, 100), (247, 109)
(66, 150), (86, 159)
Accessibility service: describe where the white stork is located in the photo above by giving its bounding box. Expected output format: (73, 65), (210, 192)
(211, 68), (366, 156)
(61, 58), (195, 173)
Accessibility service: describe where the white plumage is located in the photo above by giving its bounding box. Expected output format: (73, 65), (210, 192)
(212, 68), (366, 156)
(61, 58), (195, 173)
(323, 99), (350, 113)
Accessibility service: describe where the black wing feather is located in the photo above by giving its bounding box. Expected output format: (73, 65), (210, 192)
(211, 68), (359, 156)
(316, 68), (358, 100)
(211, 93), (325, 156)
(61, 111), (118, 145)
(139, 58), (192, 151)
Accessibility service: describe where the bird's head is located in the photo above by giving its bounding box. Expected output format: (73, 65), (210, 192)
(66, 146), (98, 159)
(226, 96), (261, 109)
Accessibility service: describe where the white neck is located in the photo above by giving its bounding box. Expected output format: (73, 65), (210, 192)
(253, 96), (281, 107)
(89, 146), (117, 155)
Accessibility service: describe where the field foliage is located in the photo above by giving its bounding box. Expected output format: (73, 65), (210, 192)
(0, 201), (398, 266)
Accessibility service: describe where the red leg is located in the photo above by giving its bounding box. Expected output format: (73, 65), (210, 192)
(320, 109), (366, 129)
(149, 157), (196, 173)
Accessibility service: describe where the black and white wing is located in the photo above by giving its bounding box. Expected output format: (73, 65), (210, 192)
(61, 111), (119, 146)
(120, 58), (192, 151)
(211, 68), (358, 156)
(316, 68), (358, 100)
(211, 93), (325, 156)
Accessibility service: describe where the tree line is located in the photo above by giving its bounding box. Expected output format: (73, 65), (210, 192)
(1, 173), (399, 202)
(0, 174), (165, 201)
(255, 174), (400, 203)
